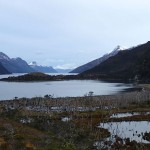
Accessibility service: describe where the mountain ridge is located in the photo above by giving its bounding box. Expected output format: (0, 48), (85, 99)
(70, 45), (126, 73)
(29, 61), (57, 73)
(81, 41), (150, 82)
(0, 52), (35, 73)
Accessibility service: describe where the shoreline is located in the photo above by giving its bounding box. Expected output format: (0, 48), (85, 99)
(0, 88), (141, 102)
(121, 87), (143, 93)
(121, 83), (150, 93)
(0, 84), (145, 102)
(1, 89), (150, 111)
(138, 84), (150, 90)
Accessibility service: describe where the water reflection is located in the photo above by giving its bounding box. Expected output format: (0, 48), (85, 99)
(99, 121), (150, 143)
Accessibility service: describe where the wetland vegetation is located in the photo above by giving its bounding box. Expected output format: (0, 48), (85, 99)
(0, 88), (150, 149)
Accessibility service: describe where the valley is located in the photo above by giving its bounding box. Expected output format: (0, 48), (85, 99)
(1, 1), (150, 149)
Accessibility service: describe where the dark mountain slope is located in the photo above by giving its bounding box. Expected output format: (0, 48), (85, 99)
(81, 41), (150, 82)
(0, 52), (35, 73)
(71, 46), (126, 73)
(10, 57), (35, 73)
(0, 62), (11, 74)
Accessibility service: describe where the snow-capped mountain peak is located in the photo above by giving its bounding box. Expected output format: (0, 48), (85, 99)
(107, 45), (127, 57)
(29, 61), (37, 66)
(112, 45), (127, 52)
(106, 45), (127, 58)
(71, 45), (128, 73)
(29, 61), (57, 73)
(0, 52), (10, 61)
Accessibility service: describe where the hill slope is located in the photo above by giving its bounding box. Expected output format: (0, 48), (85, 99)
(81, 41), (150, 82)
(71, 46), (126, 73)
(0, 62), (11, 74)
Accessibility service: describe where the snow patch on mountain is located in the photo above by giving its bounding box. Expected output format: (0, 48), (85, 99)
(109, 45), (127, 53)
(29, 61), (57, 73)
(71, 45), (128, 73)
(29, 61), (38, 66)
(0, 52), (10, 61)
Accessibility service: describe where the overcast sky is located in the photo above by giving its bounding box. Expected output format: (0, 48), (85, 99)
(0, 0), (150, 69)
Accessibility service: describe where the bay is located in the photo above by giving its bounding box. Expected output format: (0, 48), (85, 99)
(0, 73), (133, 100)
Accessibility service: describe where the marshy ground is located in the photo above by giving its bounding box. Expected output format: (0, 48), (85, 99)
(0, 88), (150, 149)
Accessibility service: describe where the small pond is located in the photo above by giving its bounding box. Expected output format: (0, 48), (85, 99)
(98, 121), (150, 143)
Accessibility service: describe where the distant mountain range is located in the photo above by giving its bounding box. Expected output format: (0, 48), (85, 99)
(29, 61), (57, 73)
(81, 41), (150, 82)
(0, 52), (71, 74)
(1, 40), (150, 81)
(71, 45), (126, 73)
(0, 52), (34, 73)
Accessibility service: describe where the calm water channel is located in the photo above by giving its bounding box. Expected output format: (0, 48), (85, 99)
(0, 73), (133, 100)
